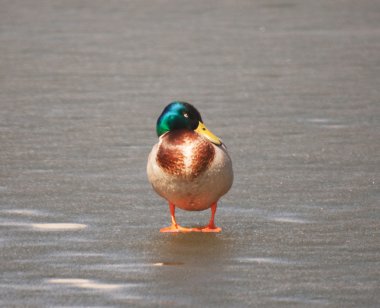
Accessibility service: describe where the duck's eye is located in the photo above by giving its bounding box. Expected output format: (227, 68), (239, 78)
(183, 113), (189, 118)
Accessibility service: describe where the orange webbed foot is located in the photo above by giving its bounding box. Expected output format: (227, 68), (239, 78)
(160, 224), (195, 233)
(195, 225), (222, 233)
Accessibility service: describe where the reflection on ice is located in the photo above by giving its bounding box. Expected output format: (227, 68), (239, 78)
(299, 117), (347, 128)
(272, 216), (310, 224)
(48, 278), (122, 290)
(153, 262), (184, 266)
(1, 209), (46, 216)
(32, 223), (87, 231)
(272, 296), (329, 305)
(236, 257), (294, 265)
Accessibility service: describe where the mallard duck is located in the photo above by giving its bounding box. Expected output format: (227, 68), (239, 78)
(147, 101), (233, 232)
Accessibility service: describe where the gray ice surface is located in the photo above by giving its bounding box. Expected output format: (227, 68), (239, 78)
(1, 0), (379, 307)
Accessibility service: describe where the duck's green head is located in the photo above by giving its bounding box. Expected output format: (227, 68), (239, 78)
(156, 101), (222, 145)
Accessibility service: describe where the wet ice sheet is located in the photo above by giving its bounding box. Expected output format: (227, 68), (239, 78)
(1, 0), (380, 307)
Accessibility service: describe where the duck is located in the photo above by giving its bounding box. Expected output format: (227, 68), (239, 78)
(147, 101), (233, 232)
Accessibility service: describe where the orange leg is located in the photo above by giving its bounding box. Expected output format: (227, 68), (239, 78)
(200, 203), (222, 233)
(160, 202), (194, 233)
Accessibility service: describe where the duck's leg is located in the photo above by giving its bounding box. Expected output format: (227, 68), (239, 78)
(200, 203), (222, 232)
(160, 202), (193, 233)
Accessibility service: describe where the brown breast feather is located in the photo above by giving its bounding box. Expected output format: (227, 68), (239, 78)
(156, 130), (215, 179)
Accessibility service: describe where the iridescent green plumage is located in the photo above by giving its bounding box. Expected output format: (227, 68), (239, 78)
(156, 101), (202, 137)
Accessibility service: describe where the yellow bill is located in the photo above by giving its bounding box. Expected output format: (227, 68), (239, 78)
(195, 122), (222, 145)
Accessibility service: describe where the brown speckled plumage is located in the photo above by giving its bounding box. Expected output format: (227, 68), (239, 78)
(156, 129), (215, 179)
